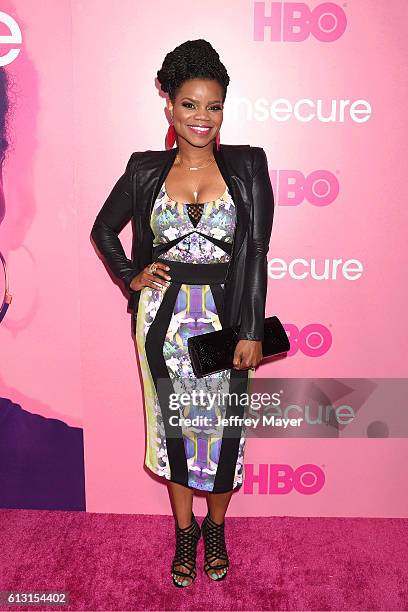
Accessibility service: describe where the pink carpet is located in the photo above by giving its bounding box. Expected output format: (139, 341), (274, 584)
(0, 509), (407, 611)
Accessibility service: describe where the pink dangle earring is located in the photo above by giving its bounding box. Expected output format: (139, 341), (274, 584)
(165, 118), (177, 149)
(215, 131), (220, 151)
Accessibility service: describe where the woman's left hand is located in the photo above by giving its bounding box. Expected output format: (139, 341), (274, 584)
(233, 340), (263, 370)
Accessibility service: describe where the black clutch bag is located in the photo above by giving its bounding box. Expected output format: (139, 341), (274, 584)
(187, 315), (290, 378)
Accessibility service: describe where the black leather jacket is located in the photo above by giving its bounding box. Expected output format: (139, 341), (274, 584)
(90, 141), (274, 341)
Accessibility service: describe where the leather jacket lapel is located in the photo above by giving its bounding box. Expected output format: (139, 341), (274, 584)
(143, 146), (178, 225)
(213, 143), (251, 278)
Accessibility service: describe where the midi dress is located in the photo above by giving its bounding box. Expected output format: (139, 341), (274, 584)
(134, 180), (254, 493)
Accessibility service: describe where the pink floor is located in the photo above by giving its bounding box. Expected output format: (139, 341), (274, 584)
(0, 509), (407, 611)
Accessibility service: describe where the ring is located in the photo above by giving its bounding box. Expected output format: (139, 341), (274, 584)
(149, 263), (158, 274)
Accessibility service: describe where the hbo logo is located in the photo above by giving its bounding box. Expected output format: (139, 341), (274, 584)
(243, 463), (325, 494)
(270, 170), (339, 206)
(254, 2), (347, 42)
(284, 324), (332, 357)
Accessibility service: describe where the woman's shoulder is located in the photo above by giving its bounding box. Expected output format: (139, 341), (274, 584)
(220, 144), (267, 167)
(220, 144), (268, 177)
(123, 149), (167, 175)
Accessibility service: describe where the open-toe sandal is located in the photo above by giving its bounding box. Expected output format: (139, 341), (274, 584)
(171, 512), (201, 587)
(202, 511), (229, 581)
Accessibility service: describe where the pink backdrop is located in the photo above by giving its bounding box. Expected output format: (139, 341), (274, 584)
(0, 0), (407, 516)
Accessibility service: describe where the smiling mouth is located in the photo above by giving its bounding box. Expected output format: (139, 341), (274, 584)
(187, 125), (212, 135)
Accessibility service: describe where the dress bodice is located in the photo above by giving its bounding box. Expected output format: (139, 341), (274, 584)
(150, 183), (236, 264)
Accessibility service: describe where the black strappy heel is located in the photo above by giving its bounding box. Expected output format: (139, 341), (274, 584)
(171, 511), (201, 587)
(202, 511), (230, 581)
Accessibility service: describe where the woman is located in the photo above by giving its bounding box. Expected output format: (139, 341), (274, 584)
(91, 39), (274, 587)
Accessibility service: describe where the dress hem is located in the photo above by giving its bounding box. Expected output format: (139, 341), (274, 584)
(144, 463), (243, 494)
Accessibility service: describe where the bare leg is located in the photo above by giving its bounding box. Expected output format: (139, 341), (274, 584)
(207, 490), (233, 523)
(168, 481), (194, 527)
(205, 490), (234, 578)
(168, 482), (195, 586)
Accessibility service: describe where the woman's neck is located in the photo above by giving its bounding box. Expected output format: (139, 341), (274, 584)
(176, 141), (215, 166)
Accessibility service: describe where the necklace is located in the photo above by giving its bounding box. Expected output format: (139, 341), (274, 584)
(175, 153), (216, 203)
(175, 153), (216, 171)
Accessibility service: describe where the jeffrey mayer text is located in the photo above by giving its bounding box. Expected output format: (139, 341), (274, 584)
(168, 415), (303, 428)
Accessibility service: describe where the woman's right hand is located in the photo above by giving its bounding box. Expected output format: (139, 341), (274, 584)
(129, 262), (172, 291)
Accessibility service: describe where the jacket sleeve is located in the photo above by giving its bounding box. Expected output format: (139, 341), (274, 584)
(90, 153), (140, 291)
(237, 147), (274, 342)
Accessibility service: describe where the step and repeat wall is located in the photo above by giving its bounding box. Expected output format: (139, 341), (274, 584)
(0, 1), (407, 516)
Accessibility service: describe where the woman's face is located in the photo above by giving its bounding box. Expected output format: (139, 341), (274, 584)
(167, 78), (224, 149)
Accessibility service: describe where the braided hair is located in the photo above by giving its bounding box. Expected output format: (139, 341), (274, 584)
(157, 39), (230, 102)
